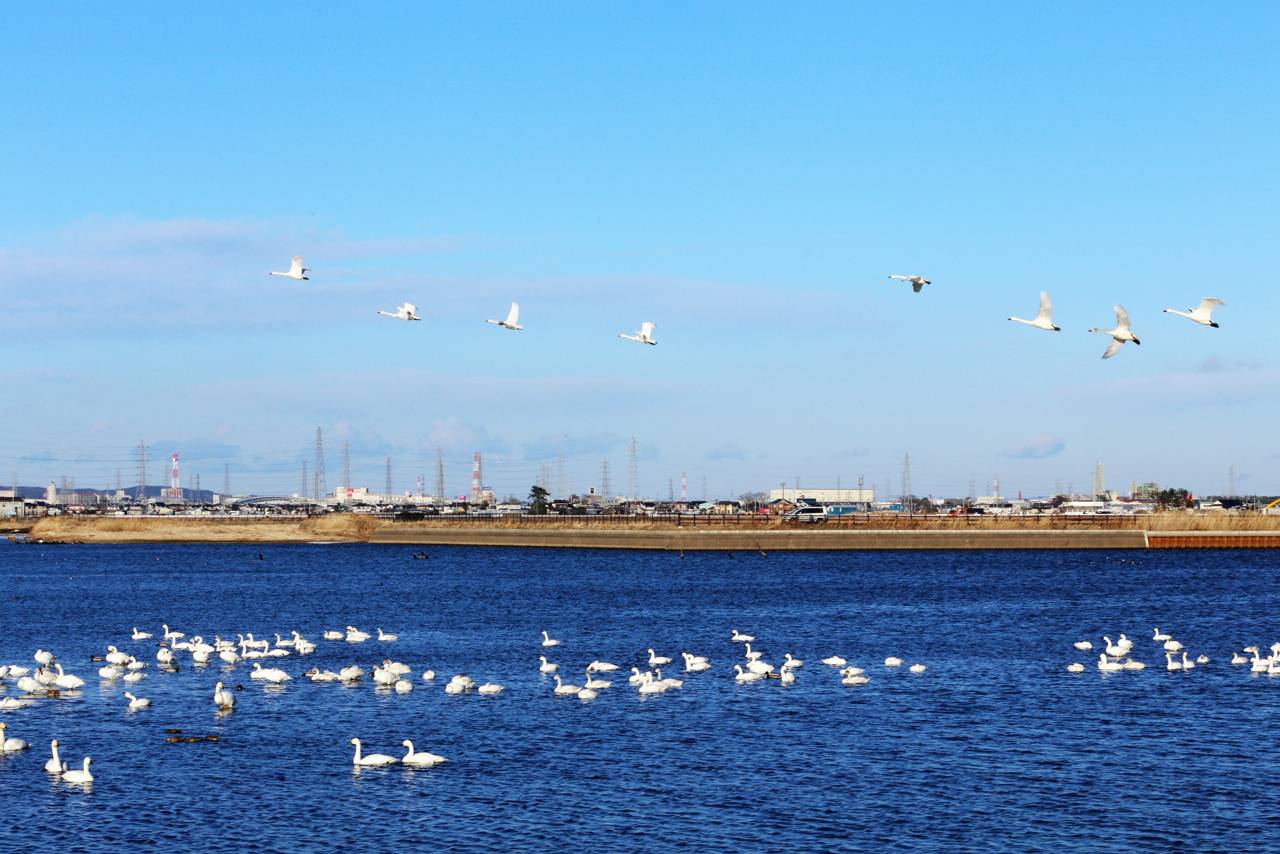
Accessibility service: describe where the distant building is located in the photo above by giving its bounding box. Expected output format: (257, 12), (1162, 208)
(1132, 482), (1161, 499)
(768, 488), (874, 504)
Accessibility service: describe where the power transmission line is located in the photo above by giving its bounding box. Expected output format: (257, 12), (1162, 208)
(135, 440), (148, 513)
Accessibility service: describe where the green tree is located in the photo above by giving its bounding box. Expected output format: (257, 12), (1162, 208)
(1154, 488), (1192, 510)
(529, 485), (550, 515)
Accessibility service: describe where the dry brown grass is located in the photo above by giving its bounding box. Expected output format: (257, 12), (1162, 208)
(23, 510), (1280, 543)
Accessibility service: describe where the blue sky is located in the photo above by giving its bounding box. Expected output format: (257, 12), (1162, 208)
(2, 4), (1277, 499)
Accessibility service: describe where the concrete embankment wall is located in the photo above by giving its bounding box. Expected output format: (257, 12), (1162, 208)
(370, 528), (1152, 550)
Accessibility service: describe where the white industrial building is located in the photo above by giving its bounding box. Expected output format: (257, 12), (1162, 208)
(768, 488), (874, 504)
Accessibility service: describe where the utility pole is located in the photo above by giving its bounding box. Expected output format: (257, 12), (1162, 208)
(1092, 463), (1105, 501)
(385, 457), (393, 498)
(601, 460), (611, 502)
(668, 478), (674, 502)
(300, 461), (308, 502)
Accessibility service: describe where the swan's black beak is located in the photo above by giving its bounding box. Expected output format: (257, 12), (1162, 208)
(1211, 322), (1219, 328)
(1053, 326), (1061, 331)
(1133, 339), (1141, 345)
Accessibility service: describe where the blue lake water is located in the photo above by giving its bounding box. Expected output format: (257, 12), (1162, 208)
(1, 543), (1279, 852)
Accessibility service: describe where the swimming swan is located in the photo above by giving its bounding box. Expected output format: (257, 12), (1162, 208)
(62, 757), (93, 784)
(213, 682), (236, 710)
(401, 740), (447, 766)
(0, 723), (29, 752)
(44, 739), (63, 773)
(350, 738), (397, 767)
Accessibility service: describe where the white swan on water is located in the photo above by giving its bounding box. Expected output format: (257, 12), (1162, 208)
(538, 656), (558, 674)
(883, 657), (903, 667)
(131, 627), (152, 641)
(731, 630), (754, 643)
(350, 738), (397, 767)
(734, 665), (764, 683)
(213, 682), (236, 710)
(821, 656), (847, 667)
(62, 757), (93, 784)
(401, 740), (447, 766)
(54, 664), (84, 690)
(0, 723), (29, 752)
(1098, 654), (1124, 672)
(1066, 663), (1085, 673)
(541, 631), (560, 647)
(648, 649), (671, 667)
(553, 675), (581, 697)
(123, 692), (150, 710)
(45, 739), (63, 773)
(1073, 641), (1093, 651)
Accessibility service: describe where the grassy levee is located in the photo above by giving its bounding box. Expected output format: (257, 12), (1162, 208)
(21, 512), (1280, 547)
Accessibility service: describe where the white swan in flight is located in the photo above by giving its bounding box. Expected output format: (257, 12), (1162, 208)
(888, 274), (931, 293)
(1008, 291), (1061, 331)
(619, 321), (657, 345)
(377, 303), (421, 322)
(270, 256), (309, 281)
(1088, 305), (1141, 359)
(487, 302), (522, 331)
(1163, 297), (1223, 328)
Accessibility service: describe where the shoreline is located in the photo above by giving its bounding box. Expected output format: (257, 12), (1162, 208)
(13, 515), (1280, 549)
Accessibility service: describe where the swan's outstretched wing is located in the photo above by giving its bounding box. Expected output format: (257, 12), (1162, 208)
(1197, 298), (1223, 316)
(288, 256), (305, 276)
(912, 280), (925, 292)
(403, 303), (416, 315)
(1113, 305), (1131, 330)
(1102, 338), (1124, 360)
(639, 321), (655, 338)
(1036, 291), (1053, 323)
(505, 303), (520, 326)
(887, 274), (908, 281)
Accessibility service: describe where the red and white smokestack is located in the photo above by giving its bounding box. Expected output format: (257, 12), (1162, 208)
(471, 452), (482, 504)
(171, 453), (180, 491)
